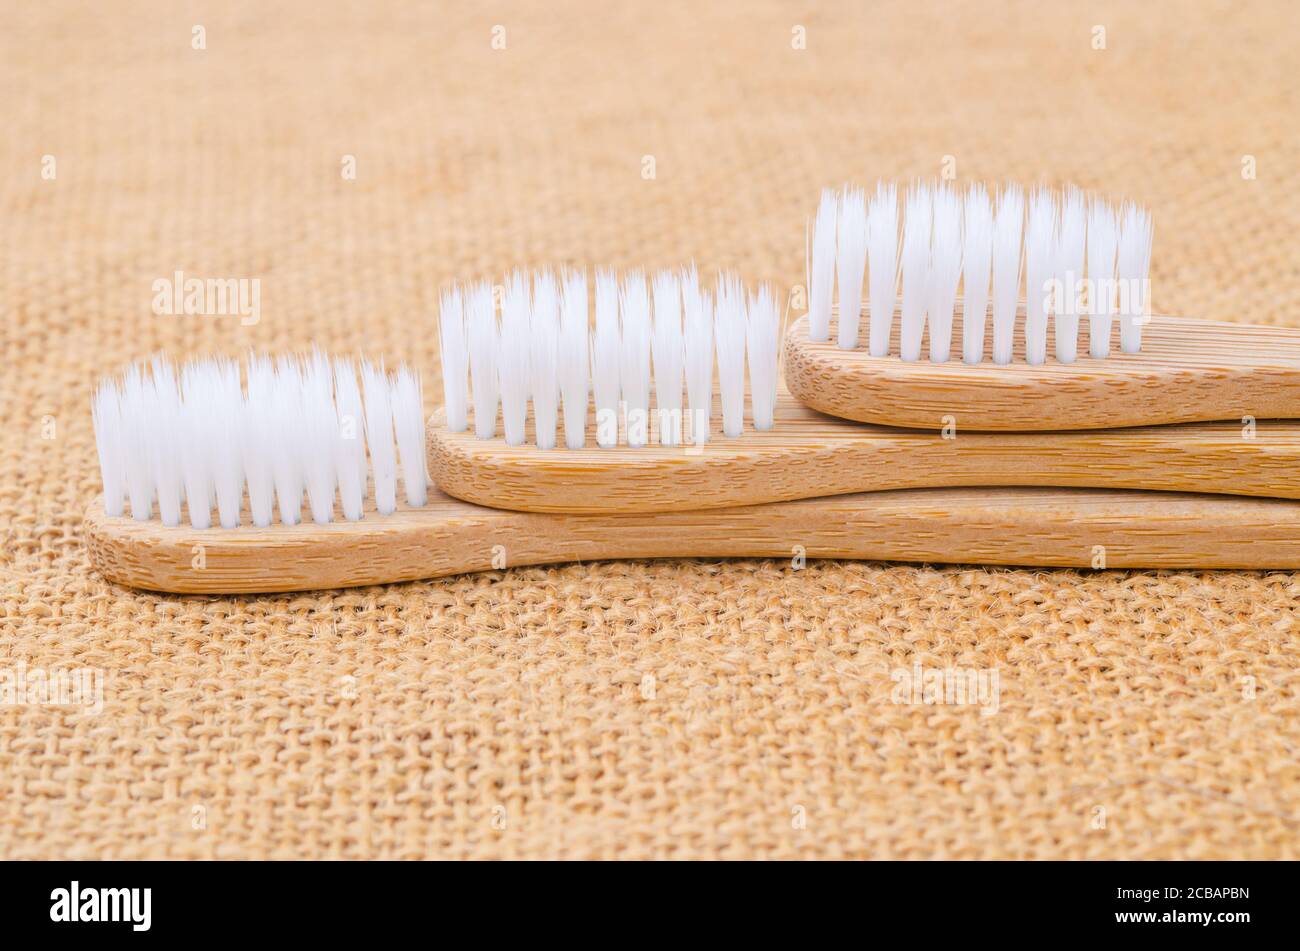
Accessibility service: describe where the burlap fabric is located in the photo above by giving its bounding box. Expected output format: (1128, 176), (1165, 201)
(2, 1), (1297, 859)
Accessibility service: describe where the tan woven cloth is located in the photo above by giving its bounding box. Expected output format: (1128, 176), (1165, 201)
(2, 0), (1297, 859)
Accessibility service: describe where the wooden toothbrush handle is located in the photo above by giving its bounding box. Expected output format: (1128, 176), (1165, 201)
(784, 313), (1300, 431)
(85, 487), (1300, 594)
(430, 400), (1300, 514)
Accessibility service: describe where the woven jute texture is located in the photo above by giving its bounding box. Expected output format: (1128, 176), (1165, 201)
(2, 0), (1298, 860)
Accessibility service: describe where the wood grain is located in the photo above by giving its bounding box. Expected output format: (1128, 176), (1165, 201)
(83, 486), (1300, 593)
(428, 402), (1300, 514)
(783, 310), (1300, 430)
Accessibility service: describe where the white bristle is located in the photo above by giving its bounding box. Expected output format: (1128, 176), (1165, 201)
(961, 184), (993, 364)
(205, 359), (245, 529)
(179, 361), (215, 529)
(714, 273), (747, 438)
(558, 269), (589, 449)
(332, 357), (367, 522)
(1055, 188), (1086, 363)
(592, 268), (621, 448)
(1024, 188), (1059, 366)
(96, 353), (427, 527)
(746, 284), (780, 431)
(270, 359), (306, 526)
(808, 188), (838, 343)
(438, 288), (468, 432)
(149, 357), (183, 527)
(300, 353), (340, 525)
(180, 358), (244, 530)
(466, 281), (499, 440)
(899, 183), (933, 361)
(651, 269), (684, 445)
(530, 271), (560, 449)
(683, 269), (714, 446)
(1118, 202), (1154, 354)
(178, 361), (215, 530)
(362, 360), (397, 515)
(391, 364), (427, 507)
(119, 366), (154, 521)
(835, 187), (868, 350)
(92, 381), (125, 517)
(1086, 200), (1119, 359)
(866, 182), (899, 357)
(928, 184), (963, 363)
(499, 271), (531, 446)
(990, 185), (1025, 365)
(619, 271), (652, 448)
(244, 355), (277, 527)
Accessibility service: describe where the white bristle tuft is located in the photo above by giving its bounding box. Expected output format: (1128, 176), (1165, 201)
(961, 184), (993, 364)
(267, 359), (305, 526)
(119, 366), (153, 521)
(990, 185), (1025, 365)
(178, 358), (244, 530)
(928, 184), (963, 363)
(179, 361), (217, 529)
(1118, 202), (1154, 354)
(438, 287), (468, 432)
(466, 281), (499, 440)
(1086, 200), (1119, 359)
(149, 358), (183, 527)
(244, 355), (277, 527)
(332, 357), (366, 522)
(499, 271), (532, 446)
(683, 268), (713, 446)
(558, 269), (589, 449)
(300, 353), (340, 525)
(362, 360), (397, 515)
(651, 269), (684, 445)
(808, 188), (838, 343)
(836, 187), (868, 350)
(1054, 188), (1086, 363)
(619, 271), (652, 448)
(899, 183), (933, 361)
(715, 273), (747, 438)
(1024, 188), (1059, 366)
(867, 182), (899, 357)
(746, 284), (780, 431)
(530, 271), (560, 449)
(592, 268), (621, 448)
(92, 381), (126, 517)
(391, 364), (427, 507)
(208, 358), (245, 529)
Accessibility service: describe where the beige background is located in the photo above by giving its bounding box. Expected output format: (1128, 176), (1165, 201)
(2, 0), (1298, 858)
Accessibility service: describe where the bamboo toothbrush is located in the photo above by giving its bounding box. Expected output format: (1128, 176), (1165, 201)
(786, 181), (1300, 430)
(428, 266), (1300, 514)
(85, 253), (1300, 593)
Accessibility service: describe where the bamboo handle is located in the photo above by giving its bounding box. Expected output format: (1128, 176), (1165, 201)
(84, 486), (1300, 593)
(429, 400), (1300, 514)
(783, 312), (1300, 431)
